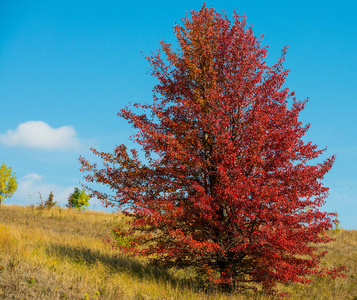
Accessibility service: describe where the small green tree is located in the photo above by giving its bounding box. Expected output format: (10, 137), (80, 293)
(0, 162), (17, 205)
(67, 187), (90, 211)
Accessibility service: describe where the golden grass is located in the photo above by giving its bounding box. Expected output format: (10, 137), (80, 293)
(0, 204), (356, 299)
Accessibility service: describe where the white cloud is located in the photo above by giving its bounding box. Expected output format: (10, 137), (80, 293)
(8, 173), (104, 210)
(20, 173), (43, 188)
(0, 121), (82, 151)
(10, 173), (75, 206)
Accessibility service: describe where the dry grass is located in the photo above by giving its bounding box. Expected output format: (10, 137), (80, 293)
(0, 204), (356, 299)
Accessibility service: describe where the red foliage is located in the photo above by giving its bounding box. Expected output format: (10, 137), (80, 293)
(79, 4), (345, 295)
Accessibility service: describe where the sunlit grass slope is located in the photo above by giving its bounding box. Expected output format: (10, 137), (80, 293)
(0, 204), (356, 299)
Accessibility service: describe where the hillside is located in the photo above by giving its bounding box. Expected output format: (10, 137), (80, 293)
(0, 205), (356, 299)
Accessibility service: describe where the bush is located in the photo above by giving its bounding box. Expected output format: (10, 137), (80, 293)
(37, 191), (58, 210)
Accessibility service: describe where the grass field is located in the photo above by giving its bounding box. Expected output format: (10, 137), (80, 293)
(0, 204), (356, 299)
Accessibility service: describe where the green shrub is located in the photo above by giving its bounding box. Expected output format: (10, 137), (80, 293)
(67, 187), (90, 211)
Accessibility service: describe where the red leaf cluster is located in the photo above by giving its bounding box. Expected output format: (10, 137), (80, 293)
(79, 4), (345, 295)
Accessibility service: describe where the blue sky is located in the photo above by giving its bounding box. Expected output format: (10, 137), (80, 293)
(1, 0), (356, 228)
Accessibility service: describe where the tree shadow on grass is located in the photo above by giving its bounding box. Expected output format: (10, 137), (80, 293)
(46, 242), (200, 291)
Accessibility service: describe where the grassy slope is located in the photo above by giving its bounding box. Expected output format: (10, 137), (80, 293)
(0, 205), (356, 300)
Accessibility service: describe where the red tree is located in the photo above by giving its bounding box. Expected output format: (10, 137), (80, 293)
(80, 4), (344, 295)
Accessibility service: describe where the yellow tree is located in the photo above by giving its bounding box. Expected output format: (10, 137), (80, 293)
(0, 162), (18, 205)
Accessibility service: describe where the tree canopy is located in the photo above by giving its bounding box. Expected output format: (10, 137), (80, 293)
(80, 4), (344, 295)
(0, 162), (17, 205)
